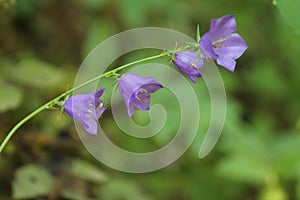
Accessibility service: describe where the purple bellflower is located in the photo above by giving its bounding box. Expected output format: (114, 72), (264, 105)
(64, 88), (106, 135)
(200, 15), (248, 71)
(119, 73), (163, 117)
(173, 50), (203, 82)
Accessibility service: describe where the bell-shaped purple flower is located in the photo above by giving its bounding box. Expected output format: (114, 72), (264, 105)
(64, 88), (106, 135)
(119, 73), (163, 117)
(200, 15), (248, 71)
(173, 50), (203, 82)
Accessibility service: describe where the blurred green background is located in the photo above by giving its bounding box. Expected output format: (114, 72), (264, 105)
(1, 0), (300, 199)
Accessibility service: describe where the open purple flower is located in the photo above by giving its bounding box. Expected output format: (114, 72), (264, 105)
(173, 50), (203, 82)
(119, 73), (163, 117)
(200, 14), (248, 71)
(64, 88), (106, 135)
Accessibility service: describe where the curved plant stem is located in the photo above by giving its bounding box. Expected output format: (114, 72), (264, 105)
(0, 48), (189, 153)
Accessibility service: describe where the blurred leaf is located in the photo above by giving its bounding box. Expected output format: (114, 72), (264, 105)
(217, 115), (274, 184)
(95, 178), (153, 200)
(296, 118), (300, 132)
(70, 159), (109, 183)
(81, 0), (107, 9)
(297, 178), (300, 200)
(0, 80), (23, 112)
(12, 164), (54, 199)
(217, 154), (269, 184)
(60, 178), (90, 200)
(272, 133), (300, 177)
(0, 0), (15, 8)
(15, 0), (36, 17)
(82, 19), (115, 57)
(246, 59), (288, 98)
(119, 0), (180, 27)
(61, 190), (88, 200)
(119, 0), (148, 26)
(275, 0), (300, 34)
(8, 58), (65, 88)
(259, 185), (288, 200)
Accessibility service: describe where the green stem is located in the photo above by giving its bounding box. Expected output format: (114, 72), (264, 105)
(0, 101), (52, 153)
(0, 48), (187, 153)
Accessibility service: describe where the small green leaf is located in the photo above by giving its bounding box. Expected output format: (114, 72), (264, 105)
(70, 159), (108, 183)
(0, 81), (23, 112)
(8, 58), (65, 88)
(12, 164), (54, 199)
(196, 24), (201, 42)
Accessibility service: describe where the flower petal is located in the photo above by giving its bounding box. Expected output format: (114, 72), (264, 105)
(94, 88), (105, 99)
(128, 104), (135, 117)
(199, 15), (247, 72)
(200, 33), (217, 60)
(213, 33), (248, 60)
(83, 118), (98, 135)
(119, 74), (157, 110)
(65, 94), (90, 121)
(131, 94), (150, 111)
(141, 83), (163, 94)
(209, 15), (237, 40)
(119, 74), (163, 117)
(64, 88), (106, 134)
(217, 56), (236, 71)
(95, 104), (106, 119)
(173, 51), (203, 82)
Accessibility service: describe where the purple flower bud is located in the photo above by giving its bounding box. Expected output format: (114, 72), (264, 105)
(200, 14), (248, 71)
(64, 88), (106, 135)
(173, 50), (203, 83)
(119, 73), (163, 117)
